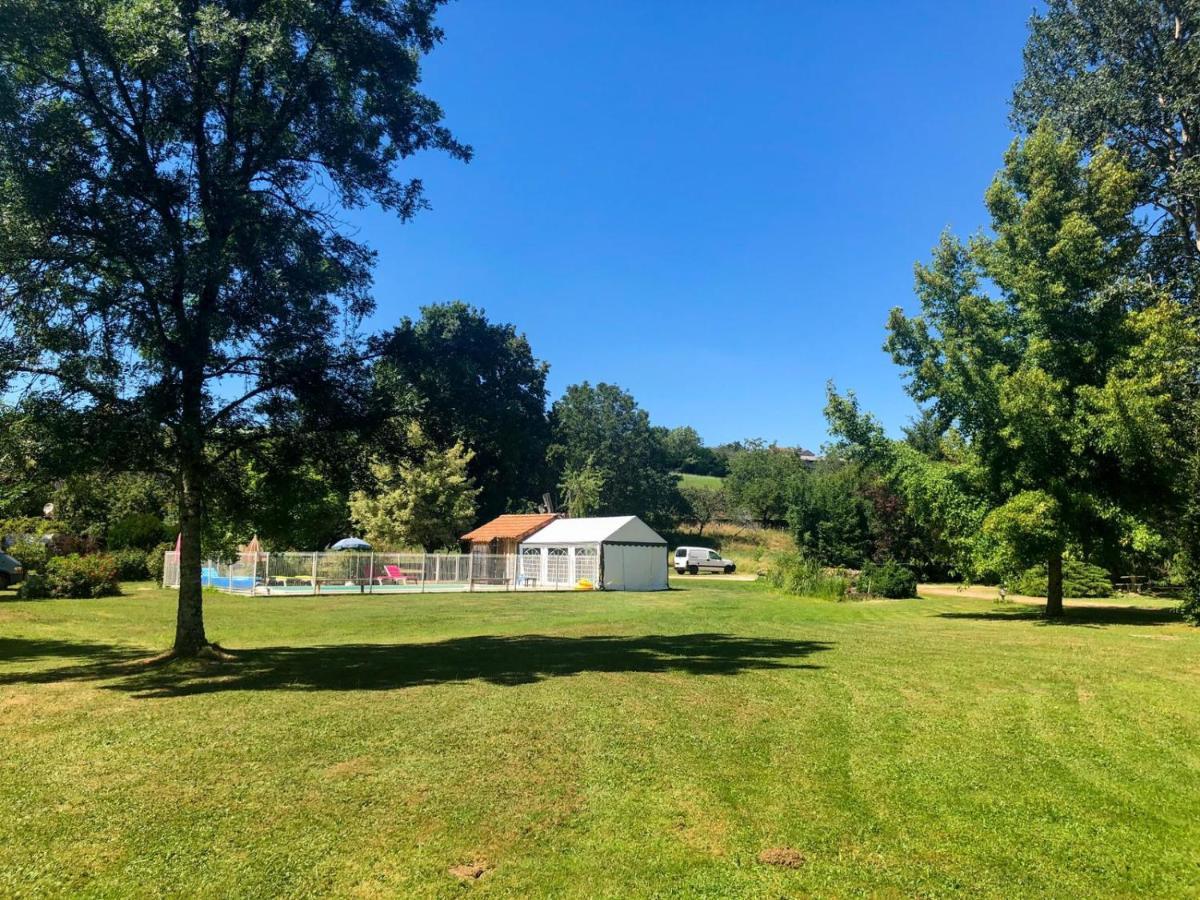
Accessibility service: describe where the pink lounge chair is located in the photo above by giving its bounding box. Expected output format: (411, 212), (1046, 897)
(382, 564), (416, 585)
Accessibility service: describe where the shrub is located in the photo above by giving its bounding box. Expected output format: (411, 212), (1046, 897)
(1183, 590), (1200, 625)
(764, 551), (849, 600)
(45, 554), (120, 599)
(4, 539), (49, 574)
(146, 542), (175, 585)
(15, 572), (50, 600)
(107, 513), (171, 551)
(111, 548), (151, 582)
(858, 560), (918, 598)
(0, 516), (54, 539)
(46, 533), (99, 557)
(1012, 558), (1113, 598)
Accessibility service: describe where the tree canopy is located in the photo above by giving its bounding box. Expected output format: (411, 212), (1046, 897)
(1013, 0), (1200, 618)
(1014, 0), (1200, 290)
(0, 0), (468, 655)
(724, 443), (806, 528)
(377, 302), (550, 522)
(660, 426), (727, 476)
(349, 424), (478, 552)
(547, 383), (680, 526)
(881, 124), (1194, 613)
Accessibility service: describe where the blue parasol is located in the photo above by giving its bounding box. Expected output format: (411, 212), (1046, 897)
(331, 537), (372, 551)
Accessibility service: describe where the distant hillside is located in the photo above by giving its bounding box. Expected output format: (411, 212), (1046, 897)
(675, 472), (724, 491)
(665, 521), (791, 576)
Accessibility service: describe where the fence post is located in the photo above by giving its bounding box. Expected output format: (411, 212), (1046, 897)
(312, 552), (319, 596)
(368, 552), (374, 595)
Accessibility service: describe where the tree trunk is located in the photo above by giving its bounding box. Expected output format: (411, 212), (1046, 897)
(173, 370), (210, 656)
(1045, 551), (1064, 618)
(173, 457), (209, 655)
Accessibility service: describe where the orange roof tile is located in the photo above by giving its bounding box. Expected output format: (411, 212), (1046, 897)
(461, 513), (561, 543)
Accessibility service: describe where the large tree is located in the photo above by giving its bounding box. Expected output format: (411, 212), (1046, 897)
(1015, 0), (1200, 288)
(886, 124), (1193, 615)
(0, 1), (468, 656)
(1013, 0), (1200, 617)
(547, 383), (680, 526)
(724, 442), (807, 528)
(660, 425), (726, 476)
(377, 302), (551, 522)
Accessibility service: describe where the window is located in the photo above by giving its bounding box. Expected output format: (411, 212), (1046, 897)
(574, 546), (598, 582)
(708, 551), (721, 560)
(520, 547), (541, 581)
(675, 547), (687, 557)
(546, 546), (569, 583)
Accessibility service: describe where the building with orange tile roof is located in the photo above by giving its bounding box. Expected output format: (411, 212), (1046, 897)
(460, 513), (561, 555)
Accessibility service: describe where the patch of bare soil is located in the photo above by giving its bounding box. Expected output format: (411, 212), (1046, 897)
(448, 859), (492, 881)
(758, 847), (805, 868)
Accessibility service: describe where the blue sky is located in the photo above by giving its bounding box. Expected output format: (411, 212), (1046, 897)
(350, 1), (1034, 448)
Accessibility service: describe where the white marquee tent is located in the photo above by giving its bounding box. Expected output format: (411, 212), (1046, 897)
(518, 515), (668, 591)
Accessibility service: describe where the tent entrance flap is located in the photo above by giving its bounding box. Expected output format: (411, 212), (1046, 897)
(601, 540), (668, 591)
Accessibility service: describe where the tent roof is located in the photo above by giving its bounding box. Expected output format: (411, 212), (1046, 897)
(461, 513), (561, 543)
(520, 515), (667, 546)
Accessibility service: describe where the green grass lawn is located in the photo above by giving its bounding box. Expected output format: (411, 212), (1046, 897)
(675, 472), (724, 491)
(2, 581), (1197, 898)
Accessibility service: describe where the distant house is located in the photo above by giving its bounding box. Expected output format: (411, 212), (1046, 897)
(798, 448), (820, 464)
(461, 513), (561, 556)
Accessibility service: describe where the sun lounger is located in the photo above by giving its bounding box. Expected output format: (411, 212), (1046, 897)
(380, 564), (419, 585)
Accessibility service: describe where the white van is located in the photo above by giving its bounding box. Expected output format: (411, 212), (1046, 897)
(673, 546), (736, 575)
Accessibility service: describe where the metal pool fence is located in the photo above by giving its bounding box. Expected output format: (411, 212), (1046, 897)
(162, 550), (599, 595)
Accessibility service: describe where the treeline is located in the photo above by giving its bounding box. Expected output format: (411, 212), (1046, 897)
(0, 299), (799, 555)
(819, 3), (1200, 620)
(2, 305), (826, 559)
(3, 1), (1198, 658)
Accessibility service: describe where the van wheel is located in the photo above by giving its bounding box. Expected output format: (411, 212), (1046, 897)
(724, 565), (734, 574)
(686, 565), (698, 575)
(675, 568), (686, 575)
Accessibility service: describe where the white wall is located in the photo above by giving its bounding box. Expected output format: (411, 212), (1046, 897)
(602, 544), (668, 591)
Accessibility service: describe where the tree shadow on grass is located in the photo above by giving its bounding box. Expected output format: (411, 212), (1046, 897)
(0, 636), (145, 666)
(0, 633), (832, 698)
(937, 604), (1181, 628)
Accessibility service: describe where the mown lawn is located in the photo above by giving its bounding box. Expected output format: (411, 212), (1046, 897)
(1, 581), (1197, 898)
